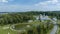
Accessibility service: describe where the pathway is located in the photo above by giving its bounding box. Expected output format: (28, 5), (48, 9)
(50, 19), (58, 34)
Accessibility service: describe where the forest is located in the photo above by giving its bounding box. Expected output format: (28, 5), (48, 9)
(0, 11), (60, 25)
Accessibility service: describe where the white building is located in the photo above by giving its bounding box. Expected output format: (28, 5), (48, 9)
(35, 14), (57, 23)
(39, 14), (50, 22)
(52, 17), (57, 21)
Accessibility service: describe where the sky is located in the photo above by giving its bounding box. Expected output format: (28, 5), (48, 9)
(0, 0), (60, 12)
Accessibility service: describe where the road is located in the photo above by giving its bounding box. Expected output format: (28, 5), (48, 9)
(50, 20), (58, 34)
(50, 25), (58, 34)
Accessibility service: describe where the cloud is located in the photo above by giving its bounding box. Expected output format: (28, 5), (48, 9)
(33, 0), (60, 11)
(0, 0), (8, 3)
(0, 0), (60, 12)
(0, 0), (14, 3)
(0, 5), (35, 12)
(35, 0), (59, 6)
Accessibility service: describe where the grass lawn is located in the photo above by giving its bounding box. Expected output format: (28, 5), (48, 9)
(0, 25), (18, 34)
(57, 20), (60, 24)
(0, 21), (41, 34)
(0, 20), (53, 34)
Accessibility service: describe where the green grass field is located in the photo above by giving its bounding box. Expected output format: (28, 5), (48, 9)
(0, 25), (18, 34)
(0, 21), (41, 34)
(0, 20), (53, 34)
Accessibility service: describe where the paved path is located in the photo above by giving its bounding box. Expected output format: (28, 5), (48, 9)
(50, 19), (58, 34)
(50, 25), (58, 34)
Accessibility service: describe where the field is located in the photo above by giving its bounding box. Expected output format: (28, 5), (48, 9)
(0, 21), (53, 34)
(0, 25), (18, 34)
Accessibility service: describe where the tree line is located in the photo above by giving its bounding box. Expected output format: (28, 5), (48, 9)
(0, 13), (35, 25)
(0, 11), (60, 25)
